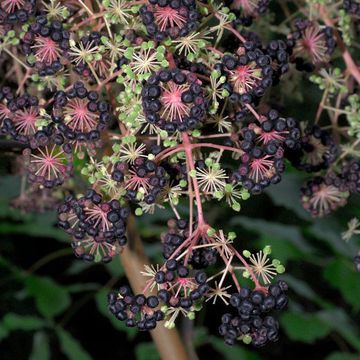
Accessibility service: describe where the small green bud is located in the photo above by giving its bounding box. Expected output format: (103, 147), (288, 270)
(243, 250), (251, 258)
(135, 208), (143, 216)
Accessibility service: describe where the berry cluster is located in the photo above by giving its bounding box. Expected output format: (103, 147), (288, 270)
(0, 90), (52, 148)
(288, 19), (336, 70)
(232, 110), (300, 193)
(354, 253), (360, 272)
(142, 68), (206, 132)
(112, 159), (168, 205)
(140, 0), (200, 41)
(162, 218), (189, 256)
(287, 126), (338, 172)
(341, 161), (360, 193)
(155, 261), (209, 307)
(72, 31), (105, 80)
(108, 285), (163, 330)
(343, 0), (360, 16)
(21, 15), (70, 75)
(52, 82), (111, 142)
(231, 0), (270, 27)
(218, 44), (273, 104)
(57, 190), (129, 262)
(265, 39), (291, 82)
(23, 144), (73, 188)
(0, 0), (36, 26)
(301, 174), (349, 217)
(220, 281), (289, 347)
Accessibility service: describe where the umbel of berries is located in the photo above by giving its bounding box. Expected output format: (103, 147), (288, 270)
(154, 262), (209, 314)
(21, 15), (70, 75)
(0, 91), (53, 148)
(217, 43), (273, 104)
(219, 281), (289, 347)
(23, 144), (73, 188)
(288, 19), (336, 70)
(139, 0), (200, 41)
(232, 110), (301, 193)
(287, 125), (338, 172)
(142, 68), (207, 132)
(301, 175), (349, 217)
(57, 189), (129, 263)
(52, 82), (111, 142)
(112, 158), (168, 205)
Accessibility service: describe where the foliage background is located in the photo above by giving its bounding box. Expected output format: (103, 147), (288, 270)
(1, 1), (360, 359)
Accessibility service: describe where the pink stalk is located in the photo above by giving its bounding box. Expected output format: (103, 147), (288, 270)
(229, 245), (266, 291)
(214, 12), (246, 43)
(207, 46), (225, 57)
(245, 103), (262, 121)
(182, 132), (205, 226)
(191, 142), (244, 156)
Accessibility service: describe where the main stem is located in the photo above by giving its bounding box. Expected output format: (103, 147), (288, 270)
(121, 216), (188, 360)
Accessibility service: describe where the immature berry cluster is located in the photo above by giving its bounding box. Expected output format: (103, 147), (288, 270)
(220, 281), (289, 347)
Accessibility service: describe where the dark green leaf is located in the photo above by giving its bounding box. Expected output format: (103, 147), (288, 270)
(317, 309), (360, 351)
(2, 313), (46, 331)
(309, 219), (355, 257)
(280, 311), (331, 343)
(30, 332), (50, 360)
(135, 343), (160, 360)
(323, 259), (360, 310)
(0, 324), (9, 341)
(25, 275), (71, 318)
(280, 275), (330, 308)
(66, 283), (100, 293)
(56, 328), (92, 360)
(106, 260), (124, 277)
(326, 353), (360, 360)
(230, 217), (314, 254)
